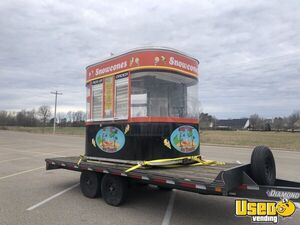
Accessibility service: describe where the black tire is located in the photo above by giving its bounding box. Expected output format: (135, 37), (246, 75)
(101, 174), (128, 206)
(251, 146), (276, 185)
(80, 171), (102, 198)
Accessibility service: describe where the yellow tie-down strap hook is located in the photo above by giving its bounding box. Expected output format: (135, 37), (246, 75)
(77, 155), (87, 166)
(125, 155), (225, 173)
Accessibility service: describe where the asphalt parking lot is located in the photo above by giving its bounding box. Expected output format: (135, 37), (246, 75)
(0, 130), (299, 225)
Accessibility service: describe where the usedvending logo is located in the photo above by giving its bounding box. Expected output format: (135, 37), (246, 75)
(235, 199), (296, 223)
(95, 126), (125, 153)
(170, 125), (199, 153)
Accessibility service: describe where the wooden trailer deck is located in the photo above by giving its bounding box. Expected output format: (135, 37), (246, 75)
(46, 156), (242, 193)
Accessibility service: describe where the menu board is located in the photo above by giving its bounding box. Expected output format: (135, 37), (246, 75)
(104, 77), (113, 117)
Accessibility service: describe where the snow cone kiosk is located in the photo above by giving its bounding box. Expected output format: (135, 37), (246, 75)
(85, 47), (200, 162)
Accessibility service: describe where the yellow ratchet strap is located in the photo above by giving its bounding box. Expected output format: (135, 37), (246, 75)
(125, 156), (225, 173)
(77, 155), (86, 166)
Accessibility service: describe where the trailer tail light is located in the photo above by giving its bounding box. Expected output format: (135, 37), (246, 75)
(215, 187), (222, 193)
(238, 184), (247, 190)
(238, 184), (259, 191)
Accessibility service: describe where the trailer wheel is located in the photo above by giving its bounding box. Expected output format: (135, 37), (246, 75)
(251, 146), (276, 185)
(101, 174), (128, 206)
(80, 171), (102, 198)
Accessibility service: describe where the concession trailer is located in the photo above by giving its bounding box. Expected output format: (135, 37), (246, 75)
(46, 47), (300, 207)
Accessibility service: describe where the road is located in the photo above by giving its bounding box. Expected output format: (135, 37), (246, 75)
(0, 130), (299, 225)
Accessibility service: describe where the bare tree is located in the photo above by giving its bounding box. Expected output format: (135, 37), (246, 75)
(199, 113), (216, 129)
(15, 109), (38, 126)
(27, 109), (38, 126)
(38, 105), (51, 127)
(66, 111), (73, 123)
(288, 111), (300, 132)
(56, 112), (66, 126)
(72, 111), (85, 126)
(249, 114), (264, 130)
(0, 111), (8, 125)
(74, 111), (85, 122)
(273, 117), (284, 131)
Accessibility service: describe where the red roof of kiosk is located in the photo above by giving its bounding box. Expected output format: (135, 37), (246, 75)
(86, 47), (199, 83)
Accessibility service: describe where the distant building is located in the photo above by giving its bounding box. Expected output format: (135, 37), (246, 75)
(215, 118), (249, 130)
(243, 119), (250, 129)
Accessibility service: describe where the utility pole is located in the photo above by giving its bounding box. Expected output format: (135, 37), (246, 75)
(50, 91), (63, 134)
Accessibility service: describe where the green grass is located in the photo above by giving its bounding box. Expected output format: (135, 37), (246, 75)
(1, 126), (300, 150)
(201, 130), (300, 150)
(0, 126), (85, 135)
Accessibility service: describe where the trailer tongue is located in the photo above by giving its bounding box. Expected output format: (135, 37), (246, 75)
(46, 47), (300, 208)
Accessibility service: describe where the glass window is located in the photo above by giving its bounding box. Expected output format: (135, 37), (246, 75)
(86, 85), (91, 121)
(187, 83), (200, 118)
(131, 77), (148, 117)
(115, 74), (128, 119)
(92, 80), (103, 120)
(131, 71), (199, 119)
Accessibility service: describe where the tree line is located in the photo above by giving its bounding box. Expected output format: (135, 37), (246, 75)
(249, 111), (300, 131)
(199, 111), (300, 131)
(1, 107), (299, 131)
(0, 105), (86, 127)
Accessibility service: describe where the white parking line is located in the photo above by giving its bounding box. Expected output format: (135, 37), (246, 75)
(0, 152), (19, 156)
(162, 190), (176, 225)
(0, 149), (65, 158)
(9, 149), (66, 156)
(0, 166), (44, 181)
(27, 183), (79, 211)
(0, 157), (28, 163)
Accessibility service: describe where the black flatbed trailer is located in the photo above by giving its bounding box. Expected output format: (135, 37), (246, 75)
(45, 155), (300, 205)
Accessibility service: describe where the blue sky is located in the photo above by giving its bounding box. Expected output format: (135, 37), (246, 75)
(0, 0), (299, 119)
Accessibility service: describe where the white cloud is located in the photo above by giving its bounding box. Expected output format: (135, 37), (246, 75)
(0, 0), (299, 118)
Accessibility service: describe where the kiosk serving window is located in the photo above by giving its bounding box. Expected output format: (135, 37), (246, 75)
(131, 71), (199, 119)
(115, 73), (128, 119)
(89, 71), (198, 122)
(91, 80), (103, 120)
(131, 80), (148, 117)
(90, 73), (129, 121)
